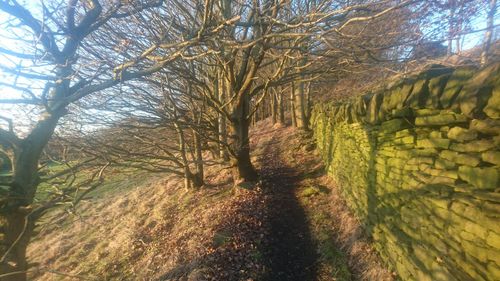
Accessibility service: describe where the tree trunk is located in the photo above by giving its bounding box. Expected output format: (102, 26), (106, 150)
(229, 96), (258, 182)
(278, 89), (285, 125)
(1, 114), (61, 280)
(193, 129), (204, 187)
(305, 82), (312, 121)
(0, 211), (34, 281)
(481, 0), (497, 65)
(271, 91), (277, 124)
(294, 81), (309, 130)
(174, 121), (194, 190)
(218, 75), (230, 162)
(447, 1), (455, 56)
(291, 83), (297, 127)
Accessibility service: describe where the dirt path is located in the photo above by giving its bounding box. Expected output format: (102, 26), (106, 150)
(258, 135), (317, 281)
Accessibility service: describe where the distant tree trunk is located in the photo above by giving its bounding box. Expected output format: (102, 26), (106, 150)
(291, 83), (297, 127)
(175, 122), (192, 190)
(193, 129), (204, 187)
(1, 113), (62, 281)
(277, 88), (285, 125)
(294, 80), (309, 130)
(305, 82), (312, 122)
(481, 0), (497, 65)
(229, 95), (258, 182)
(218, 73), (230, 162)
(447, 0), (456, 56)
(271, 91), (278, 124)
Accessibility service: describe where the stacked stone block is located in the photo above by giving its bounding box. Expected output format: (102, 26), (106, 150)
(311, 63), (500, 280)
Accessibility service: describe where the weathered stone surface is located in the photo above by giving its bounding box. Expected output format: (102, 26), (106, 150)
(441, 67), (476, 108)
(435, 158), (456, 169)
(440, 150), (481, 166)
(458, 166), (499, 189)
(482, 151), (500, 165)
(311, 63), (500, 281)
(415, 108), (442, 116)
(455, 64), (499, 118)
(469, 119), (500, 135)
(380, 118), (411, 134)
(366, 92), (383, 124)
(392, 107), (414, 118)
(427, 74), (451, 108)
(447, 127), (477, 142)
(416, 138), (450, 149)
(486, 231), (500, 249)
(484, 86), (500, 119)
(450, 139), (497, 153)
(406, 79), (429, 108)
(415, 112), (467, 126)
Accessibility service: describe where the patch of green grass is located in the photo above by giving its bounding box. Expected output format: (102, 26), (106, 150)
(300, 185), (330, 198)
(213, 230), (232, 247)
(301, 186), (321, 197)
(250, 249), (263, 262)
(317, 232), (352, 281)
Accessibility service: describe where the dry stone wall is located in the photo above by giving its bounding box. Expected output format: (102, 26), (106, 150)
(311, 63), (500, 280)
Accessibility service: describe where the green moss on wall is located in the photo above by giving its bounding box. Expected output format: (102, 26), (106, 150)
(312, 63), (500, 281)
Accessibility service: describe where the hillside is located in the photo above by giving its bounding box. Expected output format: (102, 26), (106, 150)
(27, 122), (392, 281)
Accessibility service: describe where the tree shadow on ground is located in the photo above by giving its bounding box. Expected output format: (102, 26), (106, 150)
(258, 135), (318, 281)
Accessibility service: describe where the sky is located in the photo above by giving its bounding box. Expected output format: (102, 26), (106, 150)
(0, 0), (498, 133)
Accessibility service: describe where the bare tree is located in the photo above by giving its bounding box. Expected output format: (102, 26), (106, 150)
(0, 0), (216, 278)
(481, 0), (497, 65)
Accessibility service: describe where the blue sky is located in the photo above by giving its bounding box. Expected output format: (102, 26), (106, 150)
(0, 1), (498, 132)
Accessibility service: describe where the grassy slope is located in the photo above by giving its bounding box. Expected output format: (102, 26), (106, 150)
(28, 121), (391, 281)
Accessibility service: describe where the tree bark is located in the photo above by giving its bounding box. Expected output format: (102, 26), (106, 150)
(0, 211), (34, 281)
(291, 83), (297, 127)
(271, 91), (278, 124)
(229, 96), (258, 182)
(193, 129), (204, 187)
(294, 81), (309, 130)
(277, 89), (286, 125)
(217, 70), (230, 162)
(1, 113), (61, 280)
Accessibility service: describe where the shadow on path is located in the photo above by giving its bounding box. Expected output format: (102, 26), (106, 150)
(258, 135), (317, 281)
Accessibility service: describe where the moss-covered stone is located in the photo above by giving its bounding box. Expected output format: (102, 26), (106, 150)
(469, 119), (500, 135)
(487, 262), (500, 281)
(416, 138), (450, 149)
(456, 64), (499, 118)
(312, 63), (500, 281)
(415, 108), (442, 116)
(415, 112), (468, 126)
(450, 139), (497, 153)
(366, 93), (383, 124)
(380, 118), (411, 134)
(440, 150), (481, 167)
(484, 86), (500, 119)
(441, 67), (476, 108)
(408, 157), (435, 165)
(406, 79), (429, 108)
(486, 231), (500, 249)
(458, 166), (498, 189)
(447, 127), (478, 142)
(392, 107), (414, 118)
(482, 151), (500, 165)
(435, 158), (457, 169)
(427, 74), (451, 108)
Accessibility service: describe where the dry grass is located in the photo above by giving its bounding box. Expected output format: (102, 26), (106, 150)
(28, 164), (235, 280)
(28, 120), (393, 281)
